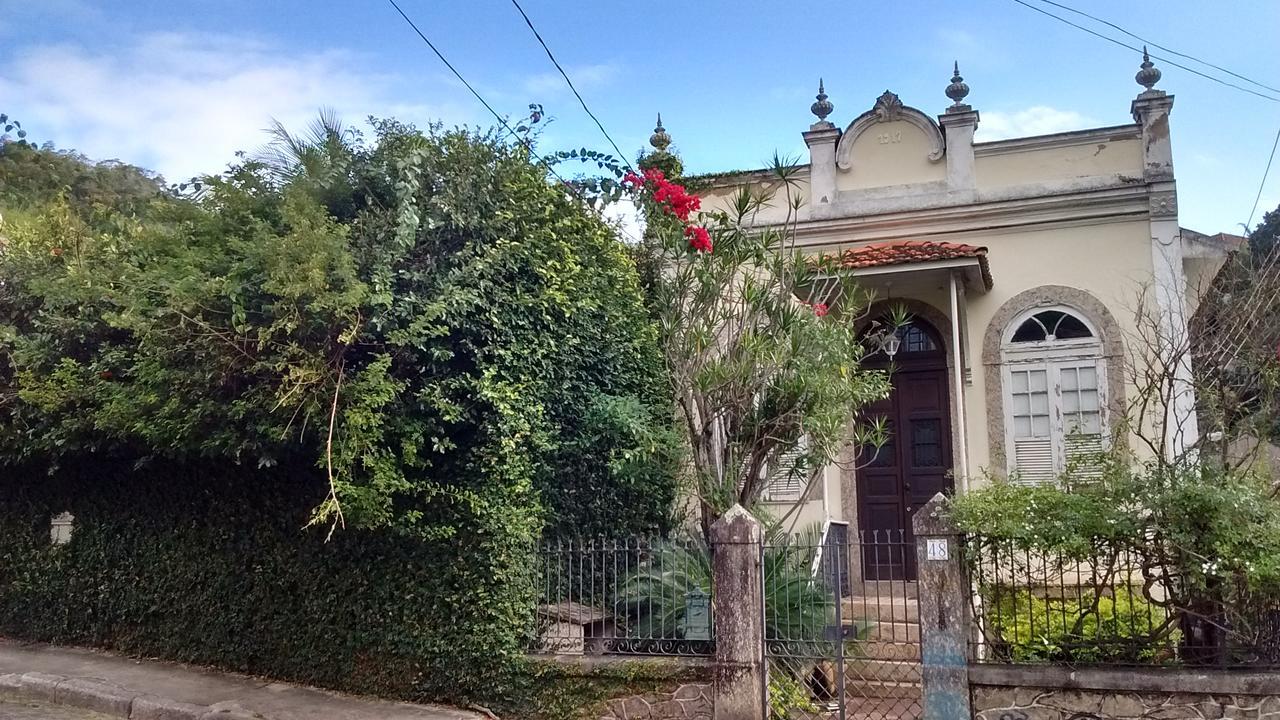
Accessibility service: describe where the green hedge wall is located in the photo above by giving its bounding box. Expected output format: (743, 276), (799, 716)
(0, 459), (535, 706)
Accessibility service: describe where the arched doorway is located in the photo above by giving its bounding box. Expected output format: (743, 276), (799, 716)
(858, 317), (954, 581)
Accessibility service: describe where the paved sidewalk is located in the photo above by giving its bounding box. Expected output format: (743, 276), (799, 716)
(0, 639), (481, 720)
(1, 697), (117, 719)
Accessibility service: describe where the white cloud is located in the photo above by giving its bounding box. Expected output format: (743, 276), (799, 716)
(976, 106), (1098, 141)
(0, 32), (475, 181)
(522, 63), (618, 99)
(602, 197), (645, 244)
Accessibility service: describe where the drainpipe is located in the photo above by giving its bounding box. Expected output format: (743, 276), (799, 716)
(949, 270), (970, 491)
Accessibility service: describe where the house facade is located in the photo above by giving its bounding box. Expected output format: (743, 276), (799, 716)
(685, 54), (1238, 572)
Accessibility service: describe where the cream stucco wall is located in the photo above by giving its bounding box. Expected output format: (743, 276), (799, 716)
(960, 219), (1155, 477)
(834, 119), (946, 191)
(975, 135), (1143, 190)
(695, 174), (812, 227)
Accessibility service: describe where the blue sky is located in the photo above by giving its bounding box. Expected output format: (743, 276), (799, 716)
(2, 0), (1278, 234)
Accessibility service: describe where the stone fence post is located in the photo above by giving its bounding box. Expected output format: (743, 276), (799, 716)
(913, 492), (973, 720)
(711, 505), (767, 720)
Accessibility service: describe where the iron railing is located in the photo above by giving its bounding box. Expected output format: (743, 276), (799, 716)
(529, 536), (714, 656)
(966, 534), (1280, 668)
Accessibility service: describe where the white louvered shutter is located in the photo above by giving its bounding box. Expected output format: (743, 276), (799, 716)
(1059, 363), (1105, 481)
(1012, 438), (1056, 483)
(1008, 368), (1055, 483)
(762, 437), (807, 501)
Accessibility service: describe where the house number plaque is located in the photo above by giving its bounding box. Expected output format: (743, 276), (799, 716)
(926, 538), (949, 561)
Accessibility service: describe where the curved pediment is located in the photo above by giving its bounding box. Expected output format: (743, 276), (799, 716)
(835, 91), (945, 172)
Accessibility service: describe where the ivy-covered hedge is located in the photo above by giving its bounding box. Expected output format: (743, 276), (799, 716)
(0, 460), (533, 705)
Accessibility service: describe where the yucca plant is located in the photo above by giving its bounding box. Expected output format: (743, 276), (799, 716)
(615, 525), (837, 646)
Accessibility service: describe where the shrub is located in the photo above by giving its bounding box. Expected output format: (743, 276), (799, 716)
(982, 587), (1176, 664)
(954, 458), (1280, 665)
(0, 462), (534, 705)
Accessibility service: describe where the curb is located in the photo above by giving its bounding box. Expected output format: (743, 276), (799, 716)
(0, 672), (263, 720)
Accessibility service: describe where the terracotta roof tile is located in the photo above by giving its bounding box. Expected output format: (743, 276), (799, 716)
(829, 240), (993, 290)
(835, 240), (987, 268)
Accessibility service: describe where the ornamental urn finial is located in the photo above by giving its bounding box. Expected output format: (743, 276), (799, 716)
(649, 113), (671, 152)
(810, 78), (834, 123)
(945, 61), (971, 109)
(1135, 46), (1162, 91)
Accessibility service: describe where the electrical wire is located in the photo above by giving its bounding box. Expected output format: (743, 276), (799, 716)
(508, 0), (637, 173)
(1026, 0), (1280, 95)
(1009, 0), (1280, 103)
(383, 0), (643, 243)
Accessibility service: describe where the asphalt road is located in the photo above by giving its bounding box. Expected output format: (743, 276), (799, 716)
(0, 698), (116, 720)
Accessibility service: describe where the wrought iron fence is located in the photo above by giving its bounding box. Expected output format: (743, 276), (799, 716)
(765, 527), (921, 720)
(529, 536), (714, 656)
(966, 534), (1280, 668)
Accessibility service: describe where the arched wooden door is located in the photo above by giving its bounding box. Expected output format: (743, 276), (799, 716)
(858, 318), (954, 581)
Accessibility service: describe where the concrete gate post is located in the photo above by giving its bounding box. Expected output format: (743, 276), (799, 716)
(913, 492), (973, 720)
(710, 505), (767, 720)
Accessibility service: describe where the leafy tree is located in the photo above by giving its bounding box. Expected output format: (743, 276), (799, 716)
(0, 116), (676, 539)
(1248, 202), (1280, 258)
(0, 142), (164, 222)
(627, 152), (891, 534)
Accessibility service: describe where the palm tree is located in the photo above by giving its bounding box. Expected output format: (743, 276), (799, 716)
(257, 107), (357, 184)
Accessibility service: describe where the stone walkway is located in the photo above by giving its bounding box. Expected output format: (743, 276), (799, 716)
(0, 639), (481, 720)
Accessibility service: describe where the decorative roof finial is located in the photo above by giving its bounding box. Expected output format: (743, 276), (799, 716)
(945, 61), (971, 109)
(810, 78), (834, 123)
(649, 113), (671, 152)
(1135, 46), (1162, 91)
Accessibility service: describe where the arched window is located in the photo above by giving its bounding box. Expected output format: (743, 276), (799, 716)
(897, 321), (939, 354)
(865, 318), (943, 359)
(1001, 307), (1106, 483)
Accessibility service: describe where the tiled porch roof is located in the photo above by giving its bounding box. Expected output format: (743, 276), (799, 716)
(833, 240), (993, 290)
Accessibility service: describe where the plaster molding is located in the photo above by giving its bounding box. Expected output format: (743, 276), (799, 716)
(981, 286), (1127, 475)
(789, 183), (1151, 247)
(820, 176), (1147, 224)
(1149, 190), (1178, 219)
(835, 91), (946, 172)
(974, 124), (1140, 158)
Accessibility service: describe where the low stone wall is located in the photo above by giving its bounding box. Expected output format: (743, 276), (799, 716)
(525, 655), (712, 720)
(971, 665), (1280, 720)
(596, 682), (712, 720)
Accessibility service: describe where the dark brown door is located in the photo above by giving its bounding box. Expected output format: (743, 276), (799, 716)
(857, 320), (954, 581)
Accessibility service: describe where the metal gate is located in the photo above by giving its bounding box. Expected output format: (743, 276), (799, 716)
(765, 524), (922, 720)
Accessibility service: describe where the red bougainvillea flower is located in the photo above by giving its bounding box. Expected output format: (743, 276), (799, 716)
(625, 168), (702, 222)
(813, 303), (829, 317)
(99, 370), (113, 380)
(684, 225), (713, 253)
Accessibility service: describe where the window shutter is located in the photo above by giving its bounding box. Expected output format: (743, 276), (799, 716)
(1012, 437), (1055, 484)
(1064, 433), (1105, 481)
(762, 439), (808, 501)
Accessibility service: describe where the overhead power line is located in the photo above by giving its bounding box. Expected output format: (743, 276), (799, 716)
(382, 0), (642, 243)
(1027, 0), (1280, 96)
(507, 0), (636, 174)
(1245, 124), (1280, 233)
(1009, 0), (1280, 103)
